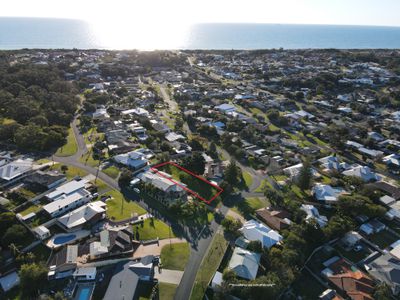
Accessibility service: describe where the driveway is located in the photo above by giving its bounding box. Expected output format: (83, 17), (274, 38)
(133, 238), (186, 259)
(154, 268), (184, 285)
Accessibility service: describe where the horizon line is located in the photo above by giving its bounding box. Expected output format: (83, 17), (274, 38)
(0, 15), (399, 29)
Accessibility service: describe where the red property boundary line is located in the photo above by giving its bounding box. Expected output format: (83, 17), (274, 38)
(150, 161), (223, 204)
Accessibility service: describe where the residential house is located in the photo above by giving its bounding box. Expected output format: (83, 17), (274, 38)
(300, 204), (328, 227)
(25, 170), (66, 191)
(113, 150), (149, 170)
(318, 156), (349, 172)
(255, 208), (292, 231)
(57, 201), (106, 231)
(368, 253), (400, 296)
(202, 153), (222, 179)
(240, 220), (283, 249)
(90, 227), (135, 260)
(103, 257), (154, 300)
(322, 258), (374, 300)
(0, 157), (34, 187)
(342, 165), (381, 182)
(43, 179), (93, 218)
(359, 219), (386, 235)
(228, 247), (261, 280)
(312, 183), (346, 203)
(72, 267), (97, 281)
(215, 103), (236, 114)
(137, 170), (187, 205)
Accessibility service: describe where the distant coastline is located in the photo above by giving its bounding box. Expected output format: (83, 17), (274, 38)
(1, 17), (400, 50)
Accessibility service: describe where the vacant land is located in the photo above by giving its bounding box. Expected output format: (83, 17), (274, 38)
(160, 242), (190, 270)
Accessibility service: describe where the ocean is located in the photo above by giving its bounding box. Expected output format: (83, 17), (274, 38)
(1, 17), (400, 50)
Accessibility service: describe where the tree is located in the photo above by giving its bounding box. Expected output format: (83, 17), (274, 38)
(2, 224), (27, 247)
(208, 142), (218, 159)
(373, 283), (392, 300)
(0, 212), (16, 233)
(224, 159), (240, 185)
(264, 188), (283, 207)
(118, 169), (133, 188)
(297, 160), (312, 190)
(247, 240), (263, 253)
(180, 152), (206, 175)
(221, 218), (242, 237)
(19, 263), (48, 297)
(338, 194), (386, 218)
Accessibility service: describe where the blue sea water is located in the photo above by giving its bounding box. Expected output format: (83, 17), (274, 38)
(1, 17), (400, 50)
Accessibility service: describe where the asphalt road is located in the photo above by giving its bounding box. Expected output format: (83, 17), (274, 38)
(53, 118), (229, 300)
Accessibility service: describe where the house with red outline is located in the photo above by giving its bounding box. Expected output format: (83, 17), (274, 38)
(137, 170), (187, 206)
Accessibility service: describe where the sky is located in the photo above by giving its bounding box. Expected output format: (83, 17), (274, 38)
(1, 0), (400, 27)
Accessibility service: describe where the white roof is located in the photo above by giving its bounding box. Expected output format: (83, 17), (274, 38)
(342, 165), (381, 182)
(137, 170), (185, 193)
(165, 132), (185, 142)
(0, 158), (33, 181)
(34, 225), (50, 236)
(43, 188), (91, 215)
(73, 267), (97, 277)
(318, 156), (341, 171)
(312, 183), (345, 202)
(240, 220), (282, 249)
(228, 247), (260, 280)
(300, 204), (328, 227)
(46, 179), (87, 200)
(113, 150), (148, 168)
(57, 201), (106, 229)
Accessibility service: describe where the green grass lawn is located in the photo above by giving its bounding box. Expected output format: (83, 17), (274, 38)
(50, 164), (87, 179)
(242, 172), (253, 188)
(160, 242), (190, 270)
(102, 165), (120, 179)
(190, 233), (228, 300)
(79, 152), (100, 167)
(254, 179), (272, 193)
(159, 283), (178, 300)
(55, 127), (78, 157)
(232, 197), (269, 217)
(19, 204), (41, 216)
(134, 218), (175, 240)
(106, 190), (147, 221)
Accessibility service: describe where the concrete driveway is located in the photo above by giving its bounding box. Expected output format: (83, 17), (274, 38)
(154, 267), (184, 285)
(133, 238), (186, 259)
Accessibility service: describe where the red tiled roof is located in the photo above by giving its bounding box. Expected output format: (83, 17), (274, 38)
(256, 208), (291, 231)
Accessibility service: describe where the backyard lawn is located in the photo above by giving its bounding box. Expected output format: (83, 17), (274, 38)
(160, 242), (190, 270)
(134, 218), (175, 240)
(159, 283), (177, 300)
(19, 204), (42, 216)
(55, 127), (78, 157)
(106, 190), (147, 221)
(190, 233), (228, 300)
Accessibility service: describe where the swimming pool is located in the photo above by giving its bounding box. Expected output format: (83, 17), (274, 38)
(73, 285), (94, 300)
(77, 286), (91, 300)
(53, 234), (76, 245)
